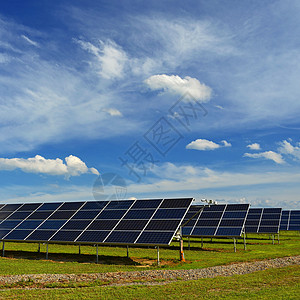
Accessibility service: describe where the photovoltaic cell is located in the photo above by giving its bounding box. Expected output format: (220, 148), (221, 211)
(37, 203), (61, 211)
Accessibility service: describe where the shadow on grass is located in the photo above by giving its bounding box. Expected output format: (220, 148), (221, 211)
(2, 249), (141, 265)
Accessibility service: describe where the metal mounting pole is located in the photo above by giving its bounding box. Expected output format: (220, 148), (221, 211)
(46, 243), (49, 259)
(277, 233), (280, 244)
(233, 238), (236, 253)
(243, 232), (247, 250)
(201, 238), (203, 248)
(157, 246), (160, 266)
(179, 238), (185, 262)
(38, 243), (40, 253)
(127, 245), (129, 258)
(2, 241), (5, 257)
(272, 234), (275, 245)
(96, 244), (99, 264)
(78, 244), (81, 255)
(188, 237), (190, 250)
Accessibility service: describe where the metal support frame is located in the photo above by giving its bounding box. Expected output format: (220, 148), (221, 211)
(46, 243), (49, 259)
(188, 237), (190, 250)
(277, 233), (280, 244)
(38, 243), (40, 253)
(243, 232), (247, 250)
(201, 238), (203, 248)
(157, 246), (160, 266)
(79, 244), (81, 255)
(127, 245), (129, 258)
(272, 234), (275, 245)
(233, 238), (236, 253)
(96, 244), (99, 264)
(2, 241), (5, 257)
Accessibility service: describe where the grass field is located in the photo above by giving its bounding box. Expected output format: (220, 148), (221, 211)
(0, 231), (299, 299)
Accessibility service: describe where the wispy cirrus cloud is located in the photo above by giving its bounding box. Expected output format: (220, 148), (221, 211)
(0, 155), (99, 178)
(186, 139), (231, 151)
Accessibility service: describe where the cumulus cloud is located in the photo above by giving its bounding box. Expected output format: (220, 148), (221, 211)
(247, 143), (261, 150)
(75, 39), (127, 79)
(144, 74), (212, 102)
(0, 155), (99, 178)
(186, 139), (231, 151)
(102, 108), (123, 117)
(278, 140), (300, 160)
(243, 151), (285, 164)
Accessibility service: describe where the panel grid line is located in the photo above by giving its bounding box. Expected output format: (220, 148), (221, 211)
(133, 199), (164, 244)
(214, 204), (227, 235)
(73, 201), (112, 242)
(25, 202), (66, 240)
(102, 200), (137, 243)
(48, 201), (87, 242)
(1, 203), (44, 240)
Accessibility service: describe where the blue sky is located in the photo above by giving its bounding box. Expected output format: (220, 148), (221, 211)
(0, 0), (300, 209)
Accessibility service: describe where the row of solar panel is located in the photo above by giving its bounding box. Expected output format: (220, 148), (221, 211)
(280, 210), (300, 231)
(0, 198), (193, 245)
(181, 204), (250, 237)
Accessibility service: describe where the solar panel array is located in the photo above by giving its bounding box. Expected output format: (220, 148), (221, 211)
(181, 204), (250, 237)
(244, 208), (282, 234)
(0, 198), (193, 246)
(280, 210), (300, 231)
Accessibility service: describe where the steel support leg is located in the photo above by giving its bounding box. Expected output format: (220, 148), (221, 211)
(157, 246), (160, 266)
(96, 244), (99, 264)
(46, 243), (49, 260)
(127, 245), (129, 258)
(278, 233), (280, 244)
(272, 234), (275, 245)
(233, 238), (236, 253)
(2, 241), (4, 257)
(188, 237), (190, 250)
(38, 243), (40, 253)
(201, 238), (203, 248)
(243, 232), (247, 250)
(79, 244), (81, 255)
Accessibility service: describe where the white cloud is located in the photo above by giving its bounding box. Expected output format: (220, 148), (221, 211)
(247, 143), (261, 150)
(127, 162), (300, 194)
(75, 39), (127, 79)
(243, 151), (285, 164)
(0, 155), (99, 177)
(278, 140), (300, 160)
(186, 139), (231, 151)
(21, 35), (39, 47)
(102, 108), (122, 117)
(144, 74), (212, 102)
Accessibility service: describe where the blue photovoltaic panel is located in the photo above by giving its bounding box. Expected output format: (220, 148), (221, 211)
(245, 208), (282, 234)
(37, 203), (61, 211)
(280, 210), (300, 231)
(0, 198), (193, 246)
(182, 204), (250, 237)
(0, 204), (22, 211)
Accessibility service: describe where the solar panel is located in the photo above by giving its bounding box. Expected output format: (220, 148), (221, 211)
(0, 198), (193, 246)
(280, 210), (300, 231)
(182, 204), (250, 237)
(245, 208), (282, 234)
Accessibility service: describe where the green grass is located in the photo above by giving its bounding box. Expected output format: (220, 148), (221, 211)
(0, 265), (299, 299)
(0, 231), (299, 299)
(0, 231), (299, 275)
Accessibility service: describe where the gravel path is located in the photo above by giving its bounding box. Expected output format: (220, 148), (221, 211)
(0, 255), (299, 288)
